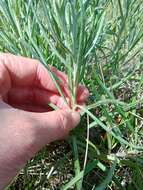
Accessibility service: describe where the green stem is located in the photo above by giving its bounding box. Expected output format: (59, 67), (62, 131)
(72, 135), (81, 190)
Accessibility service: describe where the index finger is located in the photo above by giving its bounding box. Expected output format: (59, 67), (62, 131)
(0, 53), (89, 103)
(0, 53), (67, 94)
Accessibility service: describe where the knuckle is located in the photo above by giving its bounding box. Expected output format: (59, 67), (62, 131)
(57, 110), (72, 134)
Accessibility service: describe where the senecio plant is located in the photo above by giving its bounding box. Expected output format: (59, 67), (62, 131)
(32, 1), (106, 188)
(32, 0), (105, 110)
(1, 0), (143, 189)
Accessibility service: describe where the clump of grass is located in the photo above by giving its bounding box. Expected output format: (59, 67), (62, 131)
(0, 0), (143, 189)
(30, 0), (106, 110)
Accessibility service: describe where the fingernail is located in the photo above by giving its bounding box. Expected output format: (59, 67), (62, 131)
(83, 88), (89, 98)
(78, 85), (89, 100)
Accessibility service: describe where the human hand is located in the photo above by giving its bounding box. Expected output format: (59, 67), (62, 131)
(0, 53), (89, 189)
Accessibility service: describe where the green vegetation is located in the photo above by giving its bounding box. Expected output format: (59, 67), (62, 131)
(1, 0), (143, 189)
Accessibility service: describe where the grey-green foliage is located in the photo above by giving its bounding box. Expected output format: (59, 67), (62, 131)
(0, 0), (143, 189)
(34, 0), (107, 108)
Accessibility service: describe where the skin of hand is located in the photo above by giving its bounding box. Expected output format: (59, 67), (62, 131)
(0, 53), (89, 189)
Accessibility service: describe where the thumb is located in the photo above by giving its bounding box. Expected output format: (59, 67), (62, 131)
(30, 109), (80, 144)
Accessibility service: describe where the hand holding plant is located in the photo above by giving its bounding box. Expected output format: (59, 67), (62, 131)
(1, 0), (143, 189)
(0, 53), (89, 189)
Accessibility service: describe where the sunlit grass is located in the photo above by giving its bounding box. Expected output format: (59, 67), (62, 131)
(1, 0), (143, 189)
